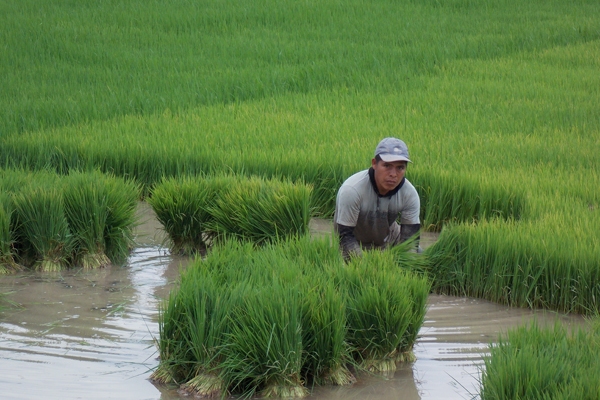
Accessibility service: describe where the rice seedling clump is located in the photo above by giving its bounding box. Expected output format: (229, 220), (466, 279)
(154, 236), (430, 397)
(0, 192), (21, 274)
(147, 175), (220, 255)
(426, 220), (600, 315)
(480, 320), (600, 400)
(149, 174), (312, 254)
(0, 168), (140, 271)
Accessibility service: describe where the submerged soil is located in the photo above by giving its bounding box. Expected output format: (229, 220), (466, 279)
(0, 203), (587, 400)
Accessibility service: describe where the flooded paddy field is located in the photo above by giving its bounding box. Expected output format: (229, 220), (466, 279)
(0, 205), (586, 400)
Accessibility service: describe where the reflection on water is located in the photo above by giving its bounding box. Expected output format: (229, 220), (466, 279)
(0, 208), (588, 400)
(0, 247), (184, 400)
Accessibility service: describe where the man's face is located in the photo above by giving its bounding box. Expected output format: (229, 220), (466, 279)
(371, 158), (407, 195)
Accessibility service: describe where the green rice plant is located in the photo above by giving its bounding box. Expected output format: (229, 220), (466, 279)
(387, 244), (431, 355)
(0, 169), (37, 193)
(0, 168), (139, 269)
(11, 186), (74, 271)
(63, 171), (111, 269)
(279, 234), (343, 272)
(208, 176), (312, 245)
(219, 278), (307, 398)
(148, 174), (222, 255)
(102, 176), (140, 265)
(152, 262), (228, 387)
(426, 219), (600, 314)
(413, 169), (527, 231)
(343, 250), (428, 371)
(154, 236), (432, 395)
(195, 237), (259, 285)
(174, 267), (246, 397)
(0, 192), (20, 274)
(2, 0), (597, 137)
(300, 280), (354, 386)
(480, 319), (600, 400)
(2, 0), (599, 321)
(151, 288), (189, 385)
(178, 282), (251, 398)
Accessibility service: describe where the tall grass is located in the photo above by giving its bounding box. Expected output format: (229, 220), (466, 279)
(480, 320), (600, 399)
(62, 170), (140, 268)
(220, 280), (307, 398)
(301, 283), (355, 386)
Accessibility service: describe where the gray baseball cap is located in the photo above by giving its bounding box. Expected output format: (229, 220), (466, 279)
(374, 137), (411, 163)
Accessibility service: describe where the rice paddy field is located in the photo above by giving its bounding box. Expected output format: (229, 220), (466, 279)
(1, 0), (600, 398)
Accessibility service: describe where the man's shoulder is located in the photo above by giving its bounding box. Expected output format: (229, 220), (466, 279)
(337, 169), (371, 203)
(341, 169), (370, 188)
(400, 178), (417, 192)
(395, 178), (420, 204)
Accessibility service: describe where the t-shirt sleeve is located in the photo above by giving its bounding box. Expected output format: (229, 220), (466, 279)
(335, 186), (361, 227)
(400, 186), (421, 225)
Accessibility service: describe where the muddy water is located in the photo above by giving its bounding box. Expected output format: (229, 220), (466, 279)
(0, 205), (587, 400)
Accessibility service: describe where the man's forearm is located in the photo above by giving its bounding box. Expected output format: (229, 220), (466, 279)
(337, 224), (362, 261)
(400, 223), (421, 252)
(400, 223), (421, 242)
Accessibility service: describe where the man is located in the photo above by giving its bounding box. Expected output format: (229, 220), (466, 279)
(334, 137), (421, 261)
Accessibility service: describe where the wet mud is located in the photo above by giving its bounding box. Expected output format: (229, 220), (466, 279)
(0, 204), (587, 400)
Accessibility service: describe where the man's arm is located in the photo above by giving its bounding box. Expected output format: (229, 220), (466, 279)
(337, 224), (362, 262)
(398, 181), (422, 252)
(400, 223), (422, 253)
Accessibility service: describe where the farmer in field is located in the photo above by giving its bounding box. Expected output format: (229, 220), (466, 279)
(334, 137), (422, 261)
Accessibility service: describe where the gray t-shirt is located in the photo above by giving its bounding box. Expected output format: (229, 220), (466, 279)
(334, 169), (420, 247)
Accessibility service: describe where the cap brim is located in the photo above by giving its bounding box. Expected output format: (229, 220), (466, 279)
(379, 154), (411, 163)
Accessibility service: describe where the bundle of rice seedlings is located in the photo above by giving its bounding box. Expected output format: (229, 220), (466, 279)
(148, 175), (221, 255)
(0, 192), (21, 274)
(301, 281), (355, 386)
(219, 278), (307, 398)
(151, 290), (188, 385)
(63, 171), (111, 269)
(388, 244), (431, 359)
(176, 269), (243, 397)
(343, 251), (416, 372)
(208, 176), (311, 245)
(11, 186), (74, 271)
(280, 234), (344, 272)
(153, 236), (430, 396)
(480, 320), (600, 400)
(102, 176), (140, 265)
(152, 250), (249, 396)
